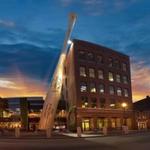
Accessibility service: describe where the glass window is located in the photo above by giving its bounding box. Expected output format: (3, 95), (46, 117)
(98, 70), (104, 79)
(123, 76), (128, 84)
(117, 87), (122, 96)
(90, 82), (96, 93)
(124, 89), (129, 97)
(79, 51), (86, 60)
(80, 82), (87, 92)
(99, 98), (105, 108)
(122, 63), (127, 71)
(109, 86), (115, 95)
(110, 99), (116, 108)
(116, 74), (121, 83)
(99, 84), (105, 94)
(114, 60), (120, 69)
(89, 68), (95, 78)
(108, 58), (113, 67)
(81, 97), (88, 108)
(80, 66), (86, 77)
(91, 98), (97, 108)
(108, 72), (114, 82)
(87, 52), (94, 61)
(97, 55), (103, 63)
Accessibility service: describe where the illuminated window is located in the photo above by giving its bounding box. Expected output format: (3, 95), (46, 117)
(80, 82), (87, 92)
(99, 98), (105, 108)
(108, 58), (113, 67)
(122, 63), (127, 71)
(79, 51), (86, 60)
(90, 82), (96, 93)
(80, 66), (86, 77)
(123, 76), (128, 84)
(117, 87), (122, 96)
(89, 68), (95, 78)
(116, 74), (121, 83)
(108, 72), (114, 82)
(109, 86), (115, 95)
(124, 89), (129, 97)
(91, 98), (97, 108)
(81, 97), (88, 108)
(99, 84), (105, 94)
(98, 70), (104, 79)
(110, 99), (116, 108)
(97, 55), (103, 63)
(87, 52), (94, 61)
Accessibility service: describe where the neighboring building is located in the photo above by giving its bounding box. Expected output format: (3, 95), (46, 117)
(0, 97), (44, 131)
(0, 96), (67, 131)
(133, 96), (150, 130)
(64, 39), (134, 131)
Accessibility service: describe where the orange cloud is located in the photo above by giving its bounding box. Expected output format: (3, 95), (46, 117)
(0, 73), (47, 98)
(131, 61), (150, 102)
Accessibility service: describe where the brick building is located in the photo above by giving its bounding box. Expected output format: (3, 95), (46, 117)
(64, 39), (134, 131)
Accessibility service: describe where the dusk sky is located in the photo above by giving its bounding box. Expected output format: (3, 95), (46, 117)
(0, 0), (150, 101)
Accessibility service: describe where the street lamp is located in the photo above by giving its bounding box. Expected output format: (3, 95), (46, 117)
(121, 102), (127, 125)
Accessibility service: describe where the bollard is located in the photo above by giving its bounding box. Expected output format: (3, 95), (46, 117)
(102, 127), (107, 136)
(77, 126), (81, 137)
(46, 128), (51, 138)
(15, 127), (20, 138)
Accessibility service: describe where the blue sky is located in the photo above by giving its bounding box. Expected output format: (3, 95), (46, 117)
(0, 0), (150, 101)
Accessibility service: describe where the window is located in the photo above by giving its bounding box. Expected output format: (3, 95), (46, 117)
(108, 72), (114, 82)
(99, 98), (105, 108)
(117, 87), (122, 96)
(109, 86), (115, 95)
(81, 97), (88, 108)
(98, 70), (104, 79)
(80, 66), (86, 77)
(90, 82), (96, 93)
(99, 84), (105, 94)
(79, 51), (86, 60)
(122, 63), (127, 71)
(91, 98), (97, 108)
(80, 82), (87, 92)
(108, 58), (113, 67)
(87, 52), (94, 61)
(110, 99), (116, 108)
(89, 68), (95, 78)
(114, 60), (120, 69)
(124, 89), (129, 97)
(116, 74), (121, 83)
(123, 76), (128, 84)
(97, 55), (103, 63)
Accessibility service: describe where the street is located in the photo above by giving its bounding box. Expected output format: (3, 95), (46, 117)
(0, 133), (150, 150)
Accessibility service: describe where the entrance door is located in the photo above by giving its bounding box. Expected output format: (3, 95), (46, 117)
(82, 119), (90, 131)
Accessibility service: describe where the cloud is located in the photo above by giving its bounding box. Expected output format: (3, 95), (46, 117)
(0, 20), (15, 28)
(0, 74), (47, 98)
(131, 61), (150, 101)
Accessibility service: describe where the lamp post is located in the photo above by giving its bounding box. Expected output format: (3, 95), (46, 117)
(121, 102), (127, 126)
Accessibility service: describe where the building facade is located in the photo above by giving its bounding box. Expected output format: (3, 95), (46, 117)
(0, 97), (44, 131)
(64, 39), (134, 132)
(133, 96), (150, 130)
